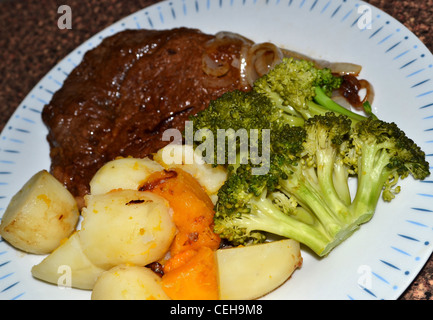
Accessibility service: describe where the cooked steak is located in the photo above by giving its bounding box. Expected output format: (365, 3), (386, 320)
(42, 27), (247, 206)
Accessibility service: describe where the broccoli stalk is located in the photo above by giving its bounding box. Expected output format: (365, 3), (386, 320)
(241, 190), (338, 256)
(312, 87), (367, 123)
(332, 141), (354, 206)
(348, 139), (394, 224)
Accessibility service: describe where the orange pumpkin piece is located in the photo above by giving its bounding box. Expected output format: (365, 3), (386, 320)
(163, 249), (198, 274)
(161, 247), (219, 300)
(140, 168), (220, 256)
(141, 168), (221, 299)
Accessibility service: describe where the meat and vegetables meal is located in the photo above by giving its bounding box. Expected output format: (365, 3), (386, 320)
(0, 26), (429, 300)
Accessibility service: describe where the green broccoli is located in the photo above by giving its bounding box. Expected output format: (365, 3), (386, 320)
(213, 113), (430, 257)
(349, 117), (430, 221)
(189, 58), (430, 257)
(189, 89), (303, 167)
(214, 117), (354, 256)
(301, 113), (353, 214)
(253, 57), (368, 124)
(190, 90), (275, 135)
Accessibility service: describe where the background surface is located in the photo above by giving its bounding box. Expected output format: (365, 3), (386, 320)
(0, 0), (432, 300)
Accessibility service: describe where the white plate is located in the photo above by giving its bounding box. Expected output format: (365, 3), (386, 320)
(1, 0), (432, 300)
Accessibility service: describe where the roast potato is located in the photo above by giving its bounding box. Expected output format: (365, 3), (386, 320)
(79, 190), (176, 270)
(31, 232), (105, 290)
(0, 170), (79, 254)
(89, 157), (163, 195)
(217, 239), (302, 300)
(91, 265), (170, 300)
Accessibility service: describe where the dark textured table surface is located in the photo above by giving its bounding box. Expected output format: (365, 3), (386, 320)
(0, 0), (432, 300)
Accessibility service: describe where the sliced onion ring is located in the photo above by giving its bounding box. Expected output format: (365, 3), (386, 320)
(359, 79), (375, 107)
(327, 62), (362, 76)
(280, 48), (363, 76)
(202, 53), (231, 77)
(250, 42), (284, 77)
(214, 31), (255, 45)
(203, 31), (255, 81)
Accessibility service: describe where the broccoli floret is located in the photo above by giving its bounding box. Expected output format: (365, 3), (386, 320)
(253, 58), (368, 124)
(349, 118), (430, 221)
(191, 90), (274, 134)
(214, 156), (336, 255)
(214, 164), (274, 245)
(214, 117), (357, 256)
(189, 89), (304, 166)
(302, 113), (353, 213)
(271, 116), (360, 255)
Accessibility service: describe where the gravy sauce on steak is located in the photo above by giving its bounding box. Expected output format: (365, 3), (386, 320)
(42, 28), (248, 206)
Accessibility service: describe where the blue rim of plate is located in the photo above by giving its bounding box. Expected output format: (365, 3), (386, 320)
(0, 0), (432, 300)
